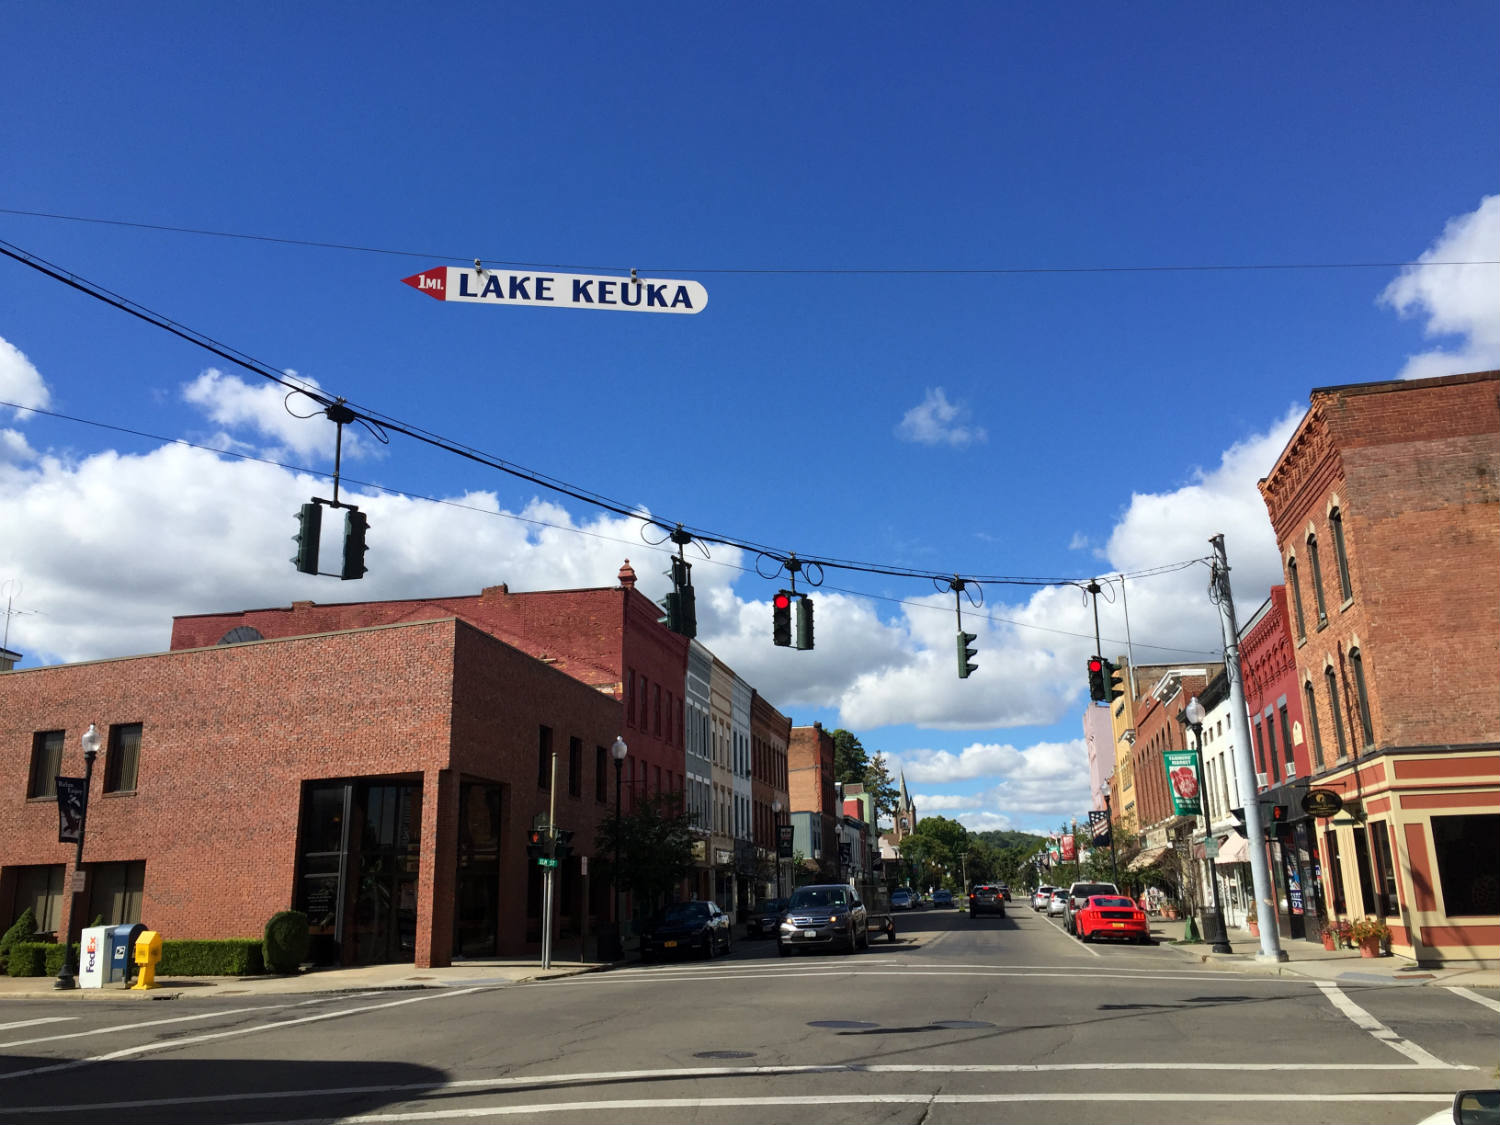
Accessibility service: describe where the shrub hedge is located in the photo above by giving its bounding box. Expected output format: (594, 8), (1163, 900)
(263, 911), (309, 974)
(6, 942), (75, 977)
(159, 939), (264, 976)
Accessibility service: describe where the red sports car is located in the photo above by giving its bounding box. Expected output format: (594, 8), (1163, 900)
(1074, 895), (1152, 944)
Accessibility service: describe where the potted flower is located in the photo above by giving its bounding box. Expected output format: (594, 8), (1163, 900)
(1245, 901), (1259, 938)
(1349, 916), (1390, 957)
(1318, 919), (1341, 951)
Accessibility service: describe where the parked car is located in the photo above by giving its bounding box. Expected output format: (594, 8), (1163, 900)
(1032, 885), (1055, 911)
(1064, 881), (1120, 935)
(932, 889), (954, 908)
(997, 884), (1012, 902)
(745, 898), (789, 938)
(1047, 888), (1069, 917)
(778, 884), (869, 955)
(1073, 894), (1152, 944)
(639, 900), (732, 961)
(968, 884), (1006, 917)
(891, 888), (915, 911)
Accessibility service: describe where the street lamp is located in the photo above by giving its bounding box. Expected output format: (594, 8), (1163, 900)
(599, 735), (628, 962)
(772, 799), (784, 900)
(55, 723), (101, 990)
(1183, 697), (1232, 954)
(1100, 781), (1119, 886)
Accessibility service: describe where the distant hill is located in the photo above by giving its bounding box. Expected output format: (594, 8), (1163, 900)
(974, 830), (1045, 852)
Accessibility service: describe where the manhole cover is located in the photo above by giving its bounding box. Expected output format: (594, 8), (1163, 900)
(693, 1050), (756, 1059)
(809, 1020), (878, 1029)
(931, 1020), (995, 1029)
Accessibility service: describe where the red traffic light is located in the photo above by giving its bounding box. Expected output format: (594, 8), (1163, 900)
(773, 592), (791, 610)
(1088, 657), (1103, 673)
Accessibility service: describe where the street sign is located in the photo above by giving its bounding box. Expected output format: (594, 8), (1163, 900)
(1301, 788), (1344, 817)
(402, 267), (708, 315)
(1203, 836), (1220, 858)
(537, 857), (559, 868)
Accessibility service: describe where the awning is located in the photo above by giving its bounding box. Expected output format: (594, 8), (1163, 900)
(1214, 833), (1250, 866)
(1128, 845), (1171, 872)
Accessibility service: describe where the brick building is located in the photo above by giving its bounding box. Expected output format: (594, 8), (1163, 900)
(787, 722), (838, 879)
(1258, 369), (1500, 963)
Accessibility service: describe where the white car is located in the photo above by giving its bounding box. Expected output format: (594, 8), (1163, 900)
(1032, 885), (1054, 911)
(1047, 889), (1068, 917)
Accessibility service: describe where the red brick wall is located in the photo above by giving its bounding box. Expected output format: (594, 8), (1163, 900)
(1241, 586), (1308, 784)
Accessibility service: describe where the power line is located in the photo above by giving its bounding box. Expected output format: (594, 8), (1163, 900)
(4, 206), (1496, 277)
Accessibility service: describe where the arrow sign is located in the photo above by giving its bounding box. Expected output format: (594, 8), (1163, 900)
(401, 266), (707, 315)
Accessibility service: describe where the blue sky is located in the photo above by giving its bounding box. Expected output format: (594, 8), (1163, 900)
(2, 4), (1496, 834)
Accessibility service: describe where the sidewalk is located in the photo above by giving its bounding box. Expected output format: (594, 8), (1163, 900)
(1147, 917), (1500, 989)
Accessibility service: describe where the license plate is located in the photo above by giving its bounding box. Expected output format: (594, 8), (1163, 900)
(1112, 922), (1124, 928)
(802, 929), (817, 937)
(664, 940), (677, 948)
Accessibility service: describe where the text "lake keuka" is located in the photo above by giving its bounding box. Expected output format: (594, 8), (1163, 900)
(401, 266), (707, 314)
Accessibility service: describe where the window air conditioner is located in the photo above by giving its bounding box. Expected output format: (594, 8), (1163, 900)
(1255, 772), (1268, 789)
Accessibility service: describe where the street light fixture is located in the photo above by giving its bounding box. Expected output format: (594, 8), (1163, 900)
(54, 723), (101, 990)
(1182, 696), (1232, 954)
(1100, 780), (1119, 886)
(596, 736), (629, 962)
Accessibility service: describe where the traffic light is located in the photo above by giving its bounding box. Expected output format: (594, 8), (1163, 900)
(659, 558), (697, 638)
(526, 828), (547, 859)
(292, 502), (322, 575)
(341, 510), (368, 580)
(1087, 655), (1106, 702)
(1104, 658), (1126, 703)
(772, 591), (792, 646)
(795, 597), (814, 650)
(552, 829), (574, 860)
(957, 631), (978, 679)
(659, 590), (685, 633)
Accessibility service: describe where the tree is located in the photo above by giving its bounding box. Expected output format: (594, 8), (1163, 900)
(593, 794), (697, 916)
(830, 728), (869, 784)
(862, 753), (899, 824)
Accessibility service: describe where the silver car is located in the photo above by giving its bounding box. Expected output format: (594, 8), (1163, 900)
(1032, 885), (1055, 911)
(778, 884), (869, 955)
(1047, 889), (1068, 917)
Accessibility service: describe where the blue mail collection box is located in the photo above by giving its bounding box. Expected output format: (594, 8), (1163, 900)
(105, 923), (146, 985)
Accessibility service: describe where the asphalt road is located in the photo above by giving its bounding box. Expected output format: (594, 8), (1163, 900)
(1, 905), (1495, 1124)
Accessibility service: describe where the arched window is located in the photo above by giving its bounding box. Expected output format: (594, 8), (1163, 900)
(1307, 532), (1329, 625)
(1304, 679), (1325, 770)
(1287, 555), (1307, 640)
(1350, 647), (1375, 747)
(1330, 507), (1353, 603)
(1324, 665), (1348, 759)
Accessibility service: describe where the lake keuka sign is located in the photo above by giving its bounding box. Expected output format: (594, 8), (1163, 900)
(401, 266), (707, 314)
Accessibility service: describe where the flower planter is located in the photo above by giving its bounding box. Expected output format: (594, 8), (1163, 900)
(1322, 934), (1337, 951)
(1247, 921), (1259, 937)
(1359, 937), (1381, 958)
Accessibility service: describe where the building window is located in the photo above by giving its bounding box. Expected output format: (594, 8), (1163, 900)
(1252, 720), (1266, 780)
(1324, 830), (1347, 915)
(627, 670), (636, 727)
(104, 723), (142, 793)
(87, 860), (146, 926)
(1263, 712), (1280, 784)
(1350, 648), (1375, 748)
(10, 864), (64, 936)
(568, 737), (582, 798)
(1369, 822), (1399, 917)
(27, 730), (64, 799)
(1330, 508), (1353, 603)
(1306, 533), (1329, 626)
(1278, 705), (1295, 777)
(1325, 667), (1348, 759)
(654, 685), (662, 736)
(1304, 681), (1325, 769)
(538, 726), (553, 789)
(595, 745), (608, 802)
(1287, 556), (1307, 640)
(1431, 813), (1500, 916)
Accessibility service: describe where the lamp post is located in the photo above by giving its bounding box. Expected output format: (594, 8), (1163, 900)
(55, 723), (101, 990)
(598, 736), (628, 962)
(772, 799), (784, 900)
(1183, 697), (1232, 953)
(1100, 781), (1120, 887)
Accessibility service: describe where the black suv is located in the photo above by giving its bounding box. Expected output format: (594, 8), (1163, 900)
(968, 884), (1006, 918)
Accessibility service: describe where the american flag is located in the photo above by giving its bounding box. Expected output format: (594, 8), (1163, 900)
(1087, 809), (1111, 845)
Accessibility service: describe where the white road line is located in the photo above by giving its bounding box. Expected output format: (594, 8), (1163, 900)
(0, 1017), (75, 1033)
(0, 1006), (270, 1050)
(0, 988), (486, 1082)
(555, 968), (1302, 987)
(0, 1060), (1475, 1116)
(242, 1092), (1458, 1123)
(1316, 981), (1451, 1068)
(1447, 986), (1500, 1013)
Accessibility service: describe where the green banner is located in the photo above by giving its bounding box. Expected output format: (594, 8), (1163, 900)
(1163, 750), (1202, 816)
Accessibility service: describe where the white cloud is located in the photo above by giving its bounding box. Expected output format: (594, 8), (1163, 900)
(1380, 194), (1500, 381)
(180, 369), (358, 461)
(895, 387), (986, 447)
(0, 336), (50, 417)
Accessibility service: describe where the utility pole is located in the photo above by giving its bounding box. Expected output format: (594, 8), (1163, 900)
(542, 750), (558, 970)
(1211, 533), (1287, 963)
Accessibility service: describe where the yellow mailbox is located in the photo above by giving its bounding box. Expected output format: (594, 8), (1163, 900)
(131, 930), (162, 990)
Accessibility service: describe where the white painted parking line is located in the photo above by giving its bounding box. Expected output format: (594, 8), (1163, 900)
(0, 988), (487, 1082)
(0, 1060), (1476, 1116)
(0, 1007), (268, 1050)
(1447, 986), (1500, 1014)
(0, 1017), (75, 1033)
(1316, 981), (1450, 1068)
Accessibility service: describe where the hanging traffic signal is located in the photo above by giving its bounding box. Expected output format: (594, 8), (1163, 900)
(659, 557), (697, 638)
(796, 597), (814, 650)
(1107, 659), (1127, 703)
(553, 829), (574, 860)
(659, 590), (685, 633)
(957, 631), (978, 678)
(292, 502), (322, 575)
(772, 591), (792, 646)
(1087, 656), (1106, 702)
(341, 509), (369, 580)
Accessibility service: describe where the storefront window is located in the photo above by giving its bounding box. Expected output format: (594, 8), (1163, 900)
(1350, 826), (1377, 917)
(1324, 830), (1346, 915)
(1369, 821), (1399, 917)
(1431, 814), (1500, 917)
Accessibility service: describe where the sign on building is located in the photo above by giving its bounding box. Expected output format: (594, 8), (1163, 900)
(402, 267), (708, 315)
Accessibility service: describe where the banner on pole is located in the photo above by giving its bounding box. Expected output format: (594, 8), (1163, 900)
(1088, 809), (1112, 847)
(1060, 834), (1077, 862)
(1163, 751), (1203, 816)
(56, 776), (87, 843)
